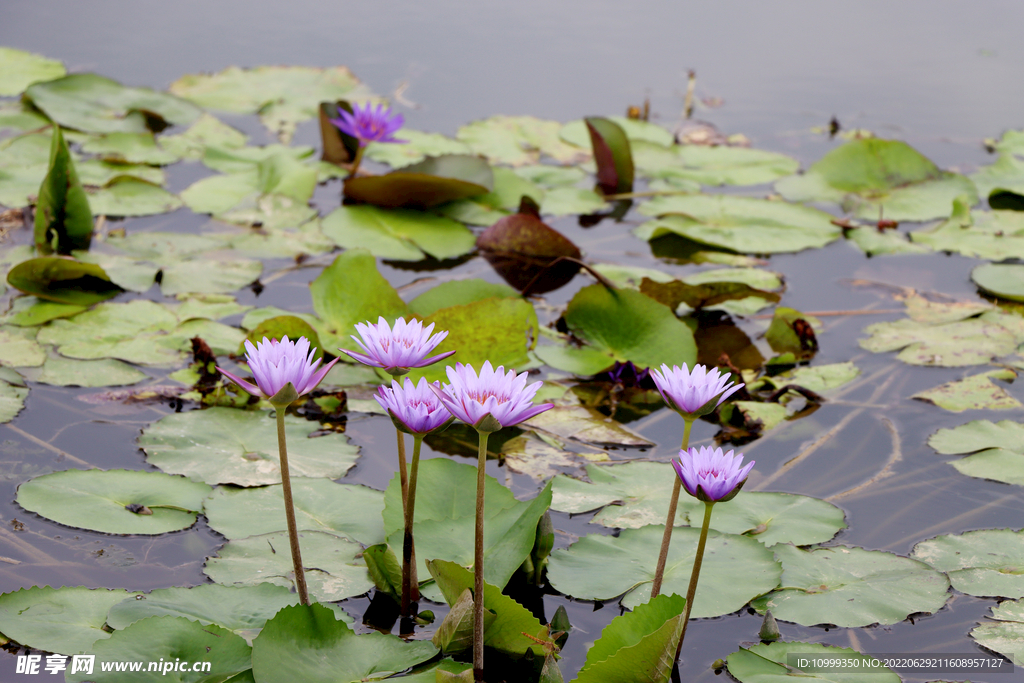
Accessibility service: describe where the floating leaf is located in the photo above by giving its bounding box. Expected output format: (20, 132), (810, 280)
(86, 177), (183, 217)
(30, 356), (148, 387)
(551, 462), (844, 546)
(971, 153), (1024, 199)
(766, 307), (819, 360)
(139, 407), (359, 486)
(35, 125), (93, 254)
(170, 65), (375, 143)
(573, 594), (686, 683)
(364, 129), (471, 168)
(0, 47), (66, 96)
(973, 263), (1024, 302)
(26, 73), (201, 134)
(844, 225), (932, 256)
(457, 115), (587, 166)
(310, 249), (410, 351)
(16, 469), (211, 534)
(251, 603), (437, 683)
(750, 544), (950, 627)
(0, 378), (28, 423)
(0, 325), (45, 367)
(159, 256), (262, 296)
(343, 154), (492, 209)
(381, 458), (552, 591)
(524, 406), (652, 448)
(6, 257), (120, 306)
(902, 292), (993, 324)
(537, 285), (697, 376)
(859, 311), (1021, 366)
(636, 195), (841, 254)
(910, 199), (1024, 260)
(632, 141), (799, 186)
(404, 296), (539, 384)
(0, 587), (142, 655)
(586, 117), (633, 195)
(205, 531), (373, 602)
(912, 369), (1021, 412)
(65, 616), (252, 683)
(548, 525), (781, 613)
(73, 251), (159, 293)
(971, 598), (1024, 665)
(204, 478), (384, 545)
(1, 297), (87, 326)
(106, 584), (351, 645)
(427, 559), (555, 655)
(540, 186), (607, 216)
(775, 137), (979, 221)
(321, 205), (476, 261)
(913, 529), (1024, 598)
(408, 279), (518, 317)
(159, 113), (248, 161)
(0, 132), (53, 208)
(502, 433), (609, 481)
(476, 201), (582, 294)
(81, 132), (182, 165)
(726, 642), (900, 683)
(0, 101), (50, 134)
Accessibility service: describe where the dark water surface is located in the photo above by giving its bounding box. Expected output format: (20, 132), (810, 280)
(2, 2), (1024, 681)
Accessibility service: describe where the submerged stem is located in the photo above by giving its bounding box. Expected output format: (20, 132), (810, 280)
(276, 408), (309, 605)
(473, 430), (491, 682)
(401, 435), (423, 616)
(651, 418), (694, 598)
(679, 502), (715, 652)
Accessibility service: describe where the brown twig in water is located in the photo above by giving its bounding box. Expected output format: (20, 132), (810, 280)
(827, 416), (903, 501)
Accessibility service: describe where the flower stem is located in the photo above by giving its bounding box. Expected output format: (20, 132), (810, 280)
(396, 429), (409, 510)
(276, 408), (309, 605)
(349, 144), (366, 177)
(651, 418), (694, 599)
(401, 435), (423, 617)
(473, 430), (490, 682)
(679, 501), (715, 653)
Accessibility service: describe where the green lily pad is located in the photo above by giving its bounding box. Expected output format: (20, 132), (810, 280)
(912, 369), (1022, 412)
(242, 307), (320, 332)
(81, 132), (182, 165)
(381, 458), (552, 591)
(548, 524), (781, 613)
(26, 74), (201, 135)
(501, 433), (609, 481)
(551, 462), (844, 546)
(106, 584), (352, 645)
(0, 132), (54, 208)
(86, 177), (183, 217)
(912, 529), (1024, 598)
(170, 65), (375, 143)
(523, 405), (652, 448)
(159, 113), (248, 161)
(859, 311), (1022, 366)
(408, 279), (519, 317)
(726, 641), (900, 683)
(636, 194), (842, 254)
(16, 468), (211, 534)
(159, 256), (262, 296)
(37, 300), (245, 365)
(540, 187), (608, 216)
(204, 478), (384, 545)
(845, 225), (932, 256)
(0, 378), (28, 423)
(633, 141), (799, 186)
(30, 356), (148, 387)
(0, 325), (45, 367)
(205, 531), (373, 601)
(536, 284), (696, 376)
(775, 138), (979, 221)
(7, 257), (120, 306)
(138, 407), (360, 486)
(750, 544), (950, 627)
(573, 593), (686, 683)
(343, 154), (492, 210)
(365, 129), (471, 168)
(973, 263), (1024, 302)
(321, 205), (476, 261)
(911, 198), (1024, 260)
(405, 296), (540, 384)
(251, 603), (437, 683)
(457, 115), (588, 166)
(971, 153), (1024, 199)
(764, 361), (862, 397)
(65, 616), (252, 683)
(0, 101), (50, 134)
(931, 420), (1024, 487)
(971, 598), (1024, 665)
(310, 249), (410, 352)
(561, 116), (673, 149)
(0, 47), (66, 96)
(73, 251), (159, 292)
(225, 223), (334, 259)
(427, 559), (555, 655)
(0, 297), (87, 326)
(0, 586), (142, 655)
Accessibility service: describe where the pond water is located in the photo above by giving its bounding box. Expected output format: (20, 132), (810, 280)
(2, 2), (1024, 682)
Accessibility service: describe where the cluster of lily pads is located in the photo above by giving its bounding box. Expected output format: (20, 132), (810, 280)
(1, 44), (1024, 682)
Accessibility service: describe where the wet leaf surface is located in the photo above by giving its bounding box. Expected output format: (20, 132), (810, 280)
(0, 47), (65, 96)
(457, 115), (587, 166)
(726, 642), (899, 683)
(633, 141), (798, 187)
(912, 529), (1024, 598)
(912, 369), (1021, 412)
(859, 310), (1023, 366)
(973, 263), (1024, 302)
(971, 598), (1024, 665)
(322, 205), (475, 261)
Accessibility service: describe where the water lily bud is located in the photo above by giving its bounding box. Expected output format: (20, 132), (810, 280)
(759, 609), (781, 642)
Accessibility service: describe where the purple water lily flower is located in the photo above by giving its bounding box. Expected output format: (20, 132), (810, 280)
(673, 445), (755, 503)
(651, 363), (743, 419)
(330, 102), (406, 147)
(340, 317), (455, 376)
(376, 376), (454, 436)
(218, 336), (339, 405)
(429, 361), (554, 432)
